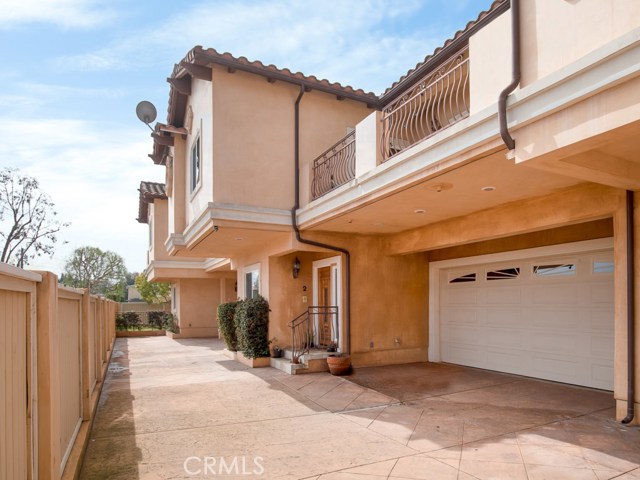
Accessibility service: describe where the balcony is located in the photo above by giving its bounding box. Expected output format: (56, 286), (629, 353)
(309, 47), (470, 201)
(311, 130), (356, 200)
(380, 47), (469, 162)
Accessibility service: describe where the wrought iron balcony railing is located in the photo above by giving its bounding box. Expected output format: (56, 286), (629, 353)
(311, 130), (356, 200)
(381, 47), (470, 162)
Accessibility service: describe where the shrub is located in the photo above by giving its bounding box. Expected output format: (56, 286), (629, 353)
(218, 301), (240, 351)
(115, 311), (141, 330)
(235, 296), (270, 359)
(162, 313), (180, 333)
(148, 311), (166, 329)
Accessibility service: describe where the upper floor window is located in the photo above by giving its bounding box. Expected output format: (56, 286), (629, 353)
(148, 216), (153, 247)
(190, 135), (201, 193)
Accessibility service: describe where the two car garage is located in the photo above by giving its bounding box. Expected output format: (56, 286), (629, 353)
(429, 239), (615, 391)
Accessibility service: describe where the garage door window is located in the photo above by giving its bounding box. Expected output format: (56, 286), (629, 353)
(486, 267), (520, 280)
(448, 272), (476, 284)
(533, 263), (576, 277)
(593, 260), (614, 274)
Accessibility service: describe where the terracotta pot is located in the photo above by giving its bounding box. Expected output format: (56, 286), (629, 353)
(327, 355), (351, 375)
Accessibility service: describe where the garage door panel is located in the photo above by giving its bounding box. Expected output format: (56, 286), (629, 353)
(592, 363), (614, 388)
(441, 307), (480, 324)
(530, 309), (581, 329)
(486, 287), (521, 304)
(591, 336), (614, 358)
(591, 283), (614, 303)
(530, 331), (585, 355)
(439, 246), (614, 390)
(485, 329), (523, 348)
(486, 309), (522, 326)
(531, 354), (580, 380)
(442, 324), (484, 344)
(442, 289), (478, 305)
(532, 284), (579, 304)
(591, 310), (613, 331)
(486, 349), (525, 373)
(444, 344), (484, 365)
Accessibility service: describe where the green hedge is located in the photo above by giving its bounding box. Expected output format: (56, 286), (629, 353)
(115, 311), (140, 330)
(235, 296), (270, 359)
(218, 301), (240, 351)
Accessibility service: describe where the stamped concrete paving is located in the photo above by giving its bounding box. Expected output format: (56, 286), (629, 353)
(80, 338), (640, 479)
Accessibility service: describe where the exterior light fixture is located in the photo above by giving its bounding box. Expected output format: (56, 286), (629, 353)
(414, 209), (426, 214)
(481, 186), (496, 192)
(292, 257), (301, 279)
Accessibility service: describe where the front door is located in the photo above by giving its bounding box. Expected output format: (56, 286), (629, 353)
(317, 266), (332, 347)
(312, 256), (342, 351)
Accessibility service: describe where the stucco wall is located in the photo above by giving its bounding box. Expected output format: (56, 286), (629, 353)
(150, 200), (170, 261)
(175, 278), (221, 337)
(521, 0), (640, 87)
(469, 9), (511, 114)
(186, 78), (214, 225)
(210, 66), (370, 211)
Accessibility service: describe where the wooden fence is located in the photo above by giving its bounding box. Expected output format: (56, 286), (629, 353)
(0, 263), (116, 480)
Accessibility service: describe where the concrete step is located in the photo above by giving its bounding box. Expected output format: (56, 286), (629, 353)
(269, 356), (308, 375)
(274, 351), (331, 374)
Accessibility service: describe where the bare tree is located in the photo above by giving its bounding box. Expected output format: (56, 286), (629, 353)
(63, 246), (128, 299)
(0, 167), (69, 267)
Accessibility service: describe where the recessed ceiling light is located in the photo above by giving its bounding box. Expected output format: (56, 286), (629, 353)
(235, 237), (244, 241)
(373, 222), (384, 227)
(414, 209), (426, 214)
(427, 182), (453, 192)
(481, 186), (496, 192)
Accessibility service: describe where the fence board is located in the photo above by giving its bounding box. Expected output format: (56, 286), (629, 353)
(0, 289), (28, 480)
(57, 296), (82, 471)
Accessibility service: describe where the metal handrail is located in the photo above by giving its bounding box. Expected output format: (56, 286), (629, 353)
(311, 131), (356, 199)
(288, 310), (311, 364)
(380, 47), (470, 162)
(288, 306), (339, 364)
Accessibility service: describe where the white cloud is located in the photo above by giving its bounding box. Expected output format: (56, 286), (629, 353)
(0, 0), (117, 29)
(0, 117), (163, 274)
(52, 0), (448, 94)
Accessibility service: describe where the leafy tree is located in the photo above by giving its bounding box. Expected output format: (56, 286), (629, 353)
(63, 246), (128, 300)
(0, 167), (69, 267)
(134, 273), (170, 304)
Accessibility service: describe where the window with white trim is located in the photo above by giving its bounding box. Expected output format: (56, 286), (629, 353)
(244, 265), (260, 300)
(190, 134), (201, 193)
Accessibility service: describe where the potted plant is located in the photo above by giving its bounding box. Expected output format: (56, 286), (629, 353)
(326, 342), (338, 353)
(269, 337), (283, 358)
(326, 347), (351, 375)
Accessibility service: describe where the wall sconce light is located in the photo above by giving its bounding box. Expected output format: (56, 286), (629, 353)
(292, 257), (301, 279)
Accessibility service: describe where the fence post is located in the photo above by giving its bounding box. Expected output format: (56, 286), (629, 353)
(81, 289), (91, 421)
(35, 271), (62, 480)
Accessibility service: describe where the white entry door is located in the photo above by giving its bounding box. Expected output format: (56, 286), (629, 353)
(436, 244), (614, 390)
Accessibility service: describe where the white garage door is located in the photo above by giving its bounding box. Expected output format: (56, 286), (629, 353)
(438, 246), (614, 390)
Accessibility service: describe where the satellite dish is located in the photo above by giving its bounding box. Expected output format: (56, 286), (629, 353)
(136, 101), (157, 130)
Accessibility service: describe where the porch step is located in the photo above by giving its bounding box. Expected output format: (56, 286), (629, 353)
(270, 357), (308, 375)
(274, 349), (330, 374)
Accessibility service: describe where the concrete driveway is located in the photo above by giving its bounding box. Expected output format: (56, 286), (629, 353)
(80, 337), (640, 479)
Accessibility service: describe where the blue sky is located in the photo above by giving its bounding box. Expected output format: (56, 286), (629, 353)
(0, 0), (494, 274)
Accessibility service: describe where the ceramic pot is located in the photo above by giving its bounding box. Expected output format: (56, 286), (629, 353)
(327, 355), (351, 375)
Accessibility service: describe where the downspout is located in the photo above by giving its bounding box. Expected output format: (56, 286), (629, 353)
(498, 0), (521, 150)
(291, 85), (351, 355)
(623, 190), (636, 424)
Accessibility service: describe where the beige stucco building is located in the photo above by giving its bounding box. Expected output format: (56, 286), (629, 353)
(137, 0), (640, 423)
